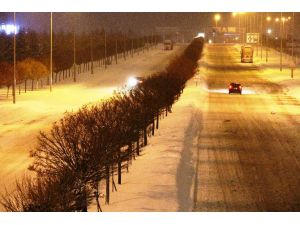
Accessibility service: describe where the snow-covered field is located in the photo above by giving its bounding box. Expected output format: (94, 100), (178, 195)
(0, 44), (185, 202)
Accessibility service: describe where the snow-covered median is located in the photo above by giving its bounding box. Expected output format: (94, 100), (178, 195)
(88, 73), (207, 212)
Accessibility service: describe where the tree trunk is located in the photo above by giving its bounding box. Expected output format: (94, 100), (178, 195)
(136, 137), (140, 156)
(156, 111), (159, 129)
(111, 165), (117, 192)
(18, 84), (21, 95)
(152, 119), (155, 136)
(95, 182), (102, 212)
(105, 165), (110, 204)
(118, 150), (122, 184)
(31, 80), (34, 91)
(25, 79), (27, 93)
(6, 86), (10, 98)
(144, 126), (147, 146)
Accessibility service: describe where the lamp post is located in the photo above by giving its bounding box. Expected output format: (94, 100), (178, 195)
(280, 13), (284, 71)
(90, 33), (94, 74)
(260, 13), (263, 59)
(104, 30), (107, 69)
(266, 28), (272, 62)
(232, 13), (241, 43)
(265, 16), (272, 61)
(291, 12), (295, 78)
(275, 17), (279, 38)
(50, 12), (53, 92)
(13, 12), (16, 104)
(73, 16), (76, 82)
(214, 14), (220, 43)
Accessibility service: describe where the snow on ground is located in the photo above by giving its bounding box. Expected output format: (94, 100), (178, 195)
(88, 44), (300, 212)
(88, 72), (207, 212)
(0, 44), (185, 200)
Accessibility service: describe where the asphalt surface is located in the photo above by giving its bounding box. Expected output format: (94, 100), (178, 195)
(193, 44), (300, 211)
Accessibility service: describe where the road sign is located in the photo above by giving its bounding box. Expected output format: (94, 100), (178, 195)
(246, 33), (259, 44)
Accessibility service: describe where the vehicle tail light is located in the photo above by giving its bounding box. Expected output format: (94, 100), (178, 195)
(239, 85), (242, 89)
(229, 85), (232, 89)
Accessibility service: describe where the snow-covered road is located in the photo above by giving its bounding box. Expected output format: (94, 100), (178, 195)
(194, 44), (300, 211)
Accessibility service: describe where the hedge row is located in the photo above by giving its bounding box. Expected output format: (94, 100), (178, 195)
(0, 37), (204, 212)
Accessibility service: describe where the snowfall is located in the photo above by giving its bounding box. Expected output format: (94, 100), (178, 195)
(1, 43), (300, 211)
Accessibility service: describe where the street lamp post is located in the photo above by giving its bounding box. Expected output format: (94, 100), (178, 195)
(73, 20), (76, 82)
(104, 30), (107, 69)
(50, 12), (53, 92)
(280, 12), (283, 71)
(13, 12), (16, 104)
(291, 12), (295, 78)
(266, 28), (272, 62)
(90, 33), (94, 74)
(115, 38), (118, 64)
(214, 14), (220, 43)
(265, 16), (272, 62)
(260, 13), (263, 59)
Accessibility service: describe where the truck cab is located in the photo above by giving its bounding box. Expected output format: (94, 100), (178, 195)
(241, 45), (254, 63)
(164, 40), (173, 50)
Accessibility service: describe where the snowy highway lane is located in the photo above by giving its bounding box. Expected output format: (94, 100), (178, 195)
(194, 44), (300, 211)
(0, 44), (184, 206)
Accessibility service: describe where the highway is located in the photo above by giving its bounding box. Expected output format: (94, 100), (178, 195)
(193, 44), (300, 211)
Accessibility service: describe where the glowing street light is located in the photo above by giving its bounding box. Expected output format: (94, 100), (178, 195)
(266, 16), (271, 22)
(275, 17), (279, 22)
(214, 14), (221, 27)
(267, 28), (272, 34)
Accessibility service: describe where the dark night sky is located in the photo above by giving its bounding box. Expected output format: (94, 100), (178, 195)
(1, 12), (299, 38)
(0, 12), (212, 34)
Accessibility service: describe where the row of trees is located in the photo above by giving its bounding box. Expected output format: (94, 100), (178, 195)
(0, 29), (160, 97)
(0, 59), (49, 97)
(0, 37), (204, 212)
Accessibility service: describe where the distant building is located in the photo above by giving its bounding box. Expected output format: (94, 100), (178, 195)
(205, 26), (244, 43)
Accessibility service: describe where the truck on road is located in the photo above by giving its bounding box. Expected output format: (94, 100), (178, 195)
(241, 45), (254, 63)
(164, 40), (173, 50)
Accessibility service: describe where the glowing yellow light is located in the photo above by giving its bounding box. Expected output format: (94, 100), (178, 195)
(266, 16), (271, 21)
(214, 14), (221, 21)
(275, 17), (279, 22)
(281, 17), (286, 22)
(232, 12), (237, 17)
